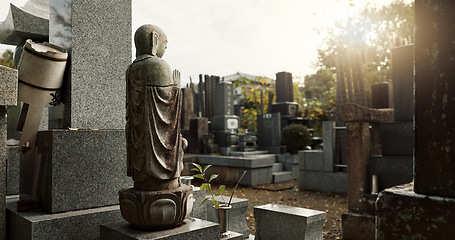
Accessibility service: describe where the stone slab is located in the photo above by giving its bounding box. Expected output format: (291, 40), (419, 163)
(376, 184), (455, 240)
(100, 218), (219, 240)
(340, 103), (394, 122)
(6, 196), (123, 240)
(191, 187), (207, 220)
(48, 0), (131, 129)
(207, 196), (249, 239)
(35, 129), (132, 213)
(195, 154), (276, 168)
(230, 150), (268, 157)
(254, 203), (326, 240)
(299, 171), (347, 193)
(276, 154), (299, 164)
(7, 145), (19, 195)
(369, 155), (413, 192)
(381, 121), (413, 156)
(0, 108), (6, 240)
(273, 171), (293, 183)
(0, 65), (18, 106)
(341, 212), (375, 240)
(300, 150), (323, 171)
(283, 162), (299, 179)
(322, 121), (335, 172)
(272, 163), (283, 172)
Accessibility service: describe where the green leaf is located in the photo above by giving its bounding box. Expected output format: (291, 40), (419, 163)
(200, 198), (209, 206)
(208, 174), (218, 183)
(201, 183), (212, 193)
(193, 174), (205, 181)
(192, 163), (202, 173)
(215, 185), (225, 196)
(212, 198), (220, 208)
(203, 164), (212, 173)
(191, 168), (200, 173)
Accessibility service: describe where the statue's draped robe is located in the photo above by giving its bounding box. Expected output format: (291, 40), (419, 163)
(126, 56), (183, 183)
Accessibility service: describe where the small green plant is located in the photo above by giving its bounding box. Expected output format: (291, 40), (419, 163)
(192, 163), (226, 207)
(192, 163), (247, 208)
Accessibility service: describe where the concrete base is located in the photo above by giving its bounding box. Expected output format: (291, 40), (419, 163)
(299, 171), (347, 193)
(273, 171), (293, 183)
(100, 218), (220, 240)
(341, 212), (375, 240)
(194, 154), (276, 186)
(6, 196), (123, 240)
(254, 203), (326, 240)
(376, 184), (455, 240)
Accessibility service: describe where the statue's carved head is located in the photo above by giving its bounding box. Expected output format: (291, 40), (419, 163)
(134, 24), (167, 58)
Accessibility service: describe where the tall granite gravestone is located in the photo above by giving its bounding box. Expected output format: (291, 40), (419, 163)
(271, 71), (298, 129)
(257, 112), (284, 154)
(376, 1), (455, 239)
(371, 83), (393, 109)
(0, 65), (18, 240)
(211, 81), (239, 154)
(6, 0), (133, 239)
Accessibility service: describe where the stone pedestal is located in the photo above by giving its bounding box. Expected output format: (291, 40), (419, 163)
(118, 185), (193, 230)
(29, 129), (132, 213)
(254, 203), (326, 240)
(6, 196), (123, 240)
(100, 218), (220, 240)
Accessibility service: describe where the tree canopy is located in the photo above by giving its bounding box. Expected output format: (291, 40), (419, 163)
(0, 50), (14, 69)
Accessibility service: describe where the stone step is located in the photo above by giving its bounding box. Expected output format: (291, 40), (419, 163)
(273, 171), (293, 183)
(272, 163), (284, 172)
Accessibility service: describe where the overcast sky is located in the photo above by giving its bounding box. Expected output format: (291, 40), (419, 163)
(0, 0), (400, 86)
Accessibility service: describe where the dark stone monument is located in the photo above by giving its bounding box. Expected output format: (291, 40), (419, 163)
(188, 117), (209, 154)
(257, 112), (285, 154)
(371, 82), (393, 109)
(376, 1), (455, 239)
(271, 71), (298, 129)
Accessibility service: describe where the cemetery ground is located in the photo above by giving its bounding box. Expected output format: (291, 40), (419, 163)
(195, 179), (347, 240)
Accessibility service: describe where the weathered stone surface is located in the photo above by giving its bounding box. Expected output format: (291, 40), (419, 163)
(118, 185), (193, 230)
(376, 184), (455, 240)
(0, 0), (49, 45)
(6, 196), (123, 240)
(414, 0), (455, 198)
(254, 203), (326, 240)
(339, 103), (394, 122)
(100, 218), (219, 240)
(301, 150), (323, 171)
(35, 129), (132, 213)
(322, 121), (336, 172)
(7, 144), (19, 195)
(0, 65), (17, 106)
(342, 212), (375, 240)
(381, 121), (413, 156)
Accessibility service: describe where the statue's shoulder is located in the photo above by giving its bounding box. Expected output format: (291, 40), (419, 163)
(129, 55), (172, 86)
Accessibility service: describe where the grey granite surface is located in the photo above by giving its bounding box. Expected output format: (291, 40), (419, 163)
(100, 218), (219, 240)
(196, 154), (276, 168)
(7, 144), (19, 195)
(0, 65), (17, 106)
(0, 0), (49, 45)
(6, 196), (123, 240)
(65, 0), (131, 129)
(0, 109), (6, 240)
(299, 171), (347, 193)
(35, 129), (132, 213)
(300, 150), (324, 171)
(254, 203), (326, 240)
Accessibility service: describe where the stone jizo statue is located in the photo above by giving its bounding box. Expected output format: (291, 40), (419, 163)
(120, 24), (192, 230)
(126, 24), (187, 191)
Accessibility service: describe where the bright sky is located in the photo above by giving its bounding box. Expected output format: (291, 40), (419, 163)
(0, 0), (404, 86)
